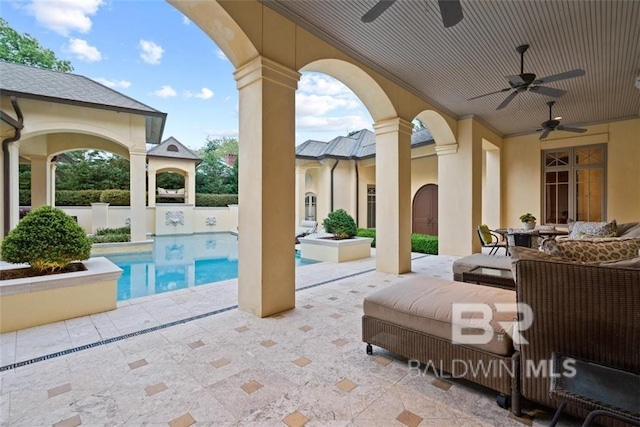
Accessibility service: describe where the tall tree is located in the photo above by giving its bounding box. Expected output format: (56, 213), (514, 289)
(195, 136), (239, 194)
(0, 18), (73, 72)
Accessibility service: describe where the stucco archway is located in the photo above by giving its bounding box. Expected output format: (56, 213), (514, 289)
(167, 0), (259, 69)
(300, 59), (396, 122)
(415, 110), (457, 148)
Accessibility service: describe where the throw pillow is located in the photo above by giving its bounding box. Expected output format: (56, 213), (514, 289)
(541, 238), (640, 263)
(509, 246), (567, 282)
(568, 219), (617, 239)
(478, 225), (493, 245)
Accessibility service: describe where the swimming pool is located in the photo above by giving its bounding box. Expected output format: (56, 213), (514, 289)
(105, 233), (317, 301)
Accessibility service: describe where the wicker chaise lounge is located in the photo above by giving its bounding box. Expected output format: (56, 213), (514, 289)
(362, 276), (521, 412)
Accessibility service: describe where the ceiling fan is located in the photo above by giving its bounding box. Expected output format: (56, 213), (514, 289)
(468, 44), (586, 110)
(361, 0), (463, 28)
(537, 101), (586, 140)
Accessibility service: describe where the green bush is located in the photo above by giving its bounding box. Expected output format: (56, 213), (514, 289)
(323, 209), (358, 239)
(1, 206), (91, 273)
(56, 190), (103, 206)
(95, 226), (131, 236)
(356, 229), (438, 254)
(100, 189), (130, 206)
(411, 233), (438, 255)
(89, 234), (130, 243)
(195, 193), (238, 207)
(357, 228), (377, 247)
(19, 189), (31, 206)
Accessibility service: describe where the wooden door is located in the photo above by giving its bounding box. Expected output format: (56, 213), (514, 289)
(412, 184), (438, 236)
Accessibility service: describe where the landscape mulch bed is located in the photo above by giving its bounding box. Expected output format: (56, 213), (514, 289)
(0, 262), (87, 281)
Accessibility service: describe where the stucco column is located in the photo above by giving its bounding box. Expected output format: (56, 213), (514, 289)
(129, 151), (147, 241)
(48, 161), (56, 206)
(8, 141), (20, 230)
(295, 167), (306, 224)
(374, 118), (413, 274)
(30, 155), (47, 209)
(437, 117), (483, 255)
(187, 171), (196, 205)
(234, 56), (300, 317)
(147, 167), (156, 207)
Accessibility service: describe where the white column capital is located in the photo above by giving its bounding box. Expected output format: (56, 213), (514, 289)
(234, 56), (300, 91)
(435, 143), (459, 156)
(373, 117), (413, 137)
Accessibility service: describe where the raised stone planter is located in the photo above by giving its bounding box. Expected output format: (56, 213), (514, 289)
(0, 257), (122, 333)
(298, 235), (373, 263)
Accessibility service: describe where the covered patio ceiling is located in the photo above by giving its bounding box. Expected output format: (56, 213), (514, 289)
(263, 0), (640, 137)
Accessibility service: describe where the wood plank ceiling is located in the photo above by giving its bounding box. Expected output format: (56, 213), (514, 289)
(263, 0), (640, 137)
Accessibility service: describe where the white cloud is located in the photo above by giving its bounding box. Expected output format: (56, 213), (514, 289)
(215, 48), (228, 61)
(206, 129), (238, 139)
(185, 87), (214, 100)
(66, 38), (102, 62)
(25, 0), (103, 36)
(182, 16), (191, 25)
(139, 40), (164, 64)
(154, 85), (177, 98)
(296, 115), (372, 133)
(294, 72), (373, 139)
(93, 77), (131, 89)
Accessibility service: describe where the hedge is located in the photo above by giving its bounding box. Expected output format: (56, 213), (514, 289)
(56, 190), (103, 206)
(356, 228), (438, 255)
(357, 228), (376, 246)
(21, 190), (238, 207)
(195, 193), (238, 207)
(100, 189), (130, 206)
(89, 234), (130, 243)
(95, 226), (131, 235)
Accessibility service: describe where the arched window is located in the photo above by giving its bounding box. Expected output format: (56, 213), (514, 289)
(167, 144), (179, 152)
(304, 193), (317, 221)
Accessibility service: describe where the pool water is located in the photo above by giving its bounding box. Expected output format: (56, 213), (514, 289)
(105, 233), (317, 301)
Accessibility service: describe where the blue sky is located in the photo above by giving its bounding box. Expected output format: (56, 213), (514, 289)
(1, 0), (373, 149)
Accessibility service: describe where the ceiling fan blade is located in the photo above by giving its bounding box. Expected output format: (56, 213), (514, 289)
(467, 88), (511, 101)
(557, 126), (587, 133)
(539, 129), (552, 140)
(506, 75), (525, 86)
(438, 0), (463, 28)
(533, 69), (586, 85)
(362, 0), (397, 23)
(496, 91), (519, 110)
(529, 85), (567, 98)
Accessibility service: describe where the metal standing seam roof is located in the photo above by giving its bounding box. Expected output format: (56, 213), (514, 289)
(295, 128), (434, 160)
(0, 61), (166, 144)
(147, 136), (202, 165)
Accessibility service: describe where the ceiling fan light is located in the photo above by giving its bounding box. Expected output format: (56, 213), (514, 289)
(554, 116), (562, 120)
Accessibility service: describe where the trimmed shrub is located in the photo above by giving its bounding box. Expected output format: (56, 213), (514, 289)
(356, 229), (438, 254)
(1, 206), (91, 273)
(357, 228), (377, 247)
(89, 234), (130, 243)
(95, 226), (131, 236)
(100, 189), (130, 206)
(19, 189), (31, 206)
(323, 209), (358, 239)
(411, 233), (438, 255)
(195, 193), (238, 207)
(56, 190), (103, 206)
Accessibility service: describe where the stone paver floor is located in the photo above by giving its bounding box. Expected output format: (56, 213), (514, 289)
(0, 252), (581, 426)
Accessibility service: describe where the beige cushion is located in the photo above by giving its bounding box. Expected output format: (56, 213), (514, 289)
(363, 276), (516, 356)
(541, 238), (640, 263)
(452, 254), (512, 279)
(599, 256), (640, 269)
(567, 219), (617, 239)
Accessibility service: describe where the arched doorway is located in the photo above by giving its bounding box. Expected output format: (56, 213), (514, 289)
(413, 184), (438, 235)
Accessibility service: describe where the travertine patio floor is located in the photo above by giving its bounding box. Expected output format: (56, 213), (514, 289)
(0, 252), (580, 426)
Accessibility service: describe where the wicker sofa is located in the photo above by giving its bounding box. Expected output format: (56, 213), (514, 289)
(363, 252), (640, 423)
(515, 259), (640, 424)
